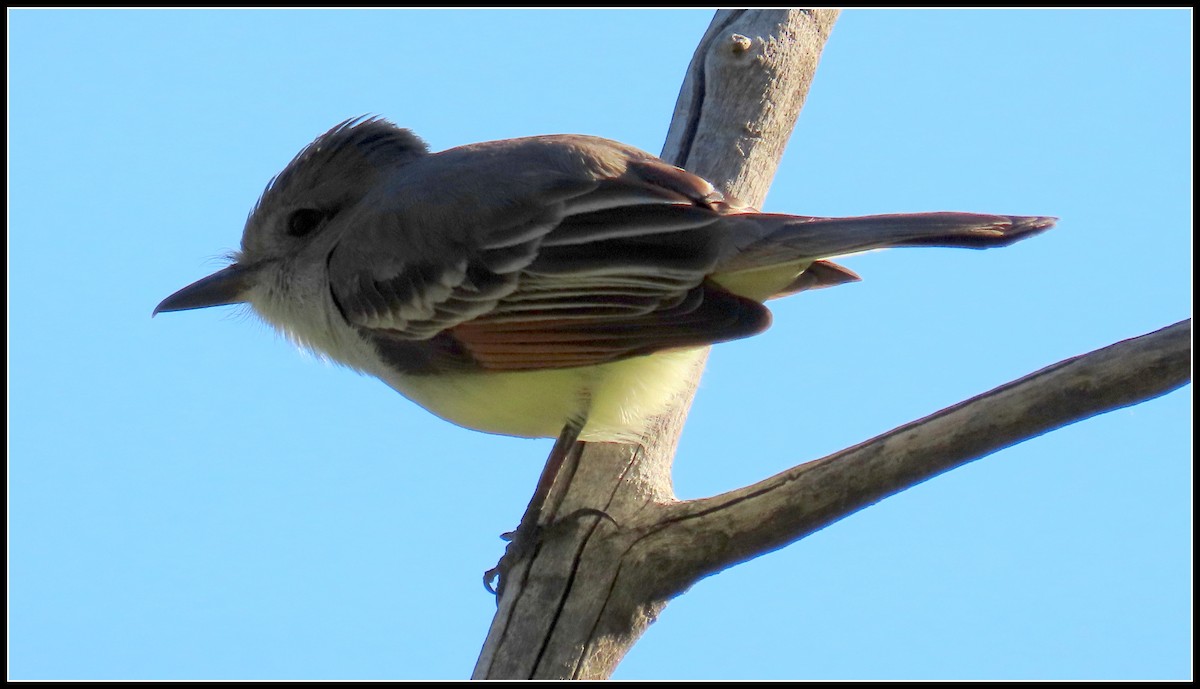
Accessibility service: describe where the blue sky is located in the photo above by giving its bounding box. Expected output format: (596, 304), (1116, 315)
(8, 9), (1191, 681)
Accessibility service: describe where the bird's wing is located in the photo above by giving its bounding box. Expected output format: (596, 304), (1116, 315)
(326, 137), (770, 372)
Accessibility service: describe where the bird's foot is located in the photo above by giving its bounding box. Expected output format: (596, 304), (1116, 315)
(484, 508), (618, 597)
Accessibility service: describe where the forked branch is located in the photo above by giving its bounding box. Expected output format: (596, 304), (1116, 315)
(472, 10), (1189, 680)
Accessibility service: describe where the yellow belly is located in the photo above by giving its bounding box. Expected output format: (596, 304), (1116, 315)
(386, 348), (709, 441)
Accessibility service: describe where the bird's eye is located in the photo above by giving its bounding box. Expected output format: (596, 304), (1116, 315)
(287, 208), (326, 238)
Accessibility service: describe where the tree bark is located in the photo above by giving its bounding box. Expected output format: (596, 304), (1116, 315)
(473, 9), (841, 679)
(471, 9), (1191, 680)
(624, 319), (1191, 596)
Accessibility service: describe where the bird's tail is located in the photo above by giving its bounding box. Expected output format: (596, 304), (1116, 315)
(720, 211), (1056, 273)
(710, 211), (1055, 301)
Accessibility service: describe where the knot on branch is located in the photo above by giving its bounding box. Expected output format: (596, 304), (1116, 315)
(729, 33), (754, 55)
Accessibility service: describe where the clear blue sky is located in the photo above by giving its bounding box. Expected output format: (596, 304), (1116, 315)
(8, 9), (1191, 681)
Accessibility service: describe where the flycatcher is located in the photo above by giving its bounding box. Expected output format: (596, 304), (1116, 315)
(155, 117), (1054, 443)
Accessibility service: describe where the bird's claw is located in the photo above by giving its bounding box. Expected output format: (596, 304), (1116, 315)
(484, 508), (618, 597)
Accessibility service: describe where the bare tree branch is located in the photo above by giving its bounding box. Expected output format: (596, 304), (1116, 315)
(631, 319), (1192, 598)
(473, 9), (840, 680)
(471, 8), (1189, 681)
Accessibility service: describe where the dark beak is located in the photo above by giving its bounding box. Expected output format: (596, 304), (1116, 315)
(153, 263), (259, 316)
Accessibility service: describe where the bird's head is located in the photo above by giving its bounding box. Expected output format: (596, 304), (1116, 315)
(154, 117), (428, 316)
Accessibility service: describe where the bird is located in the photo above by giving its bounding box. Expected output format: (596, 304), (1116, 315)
(155, 116), (1055, 446)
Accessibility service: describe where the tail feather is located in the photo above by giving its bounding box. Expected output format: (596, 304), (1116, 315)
(719, 212), (1056, 273)
(770, 260), (861, 299)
